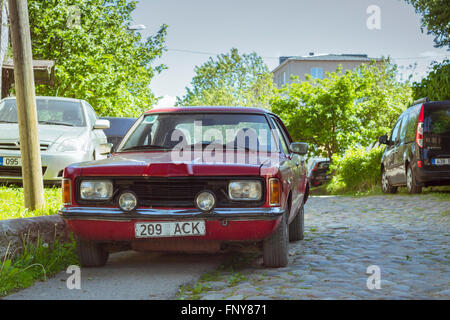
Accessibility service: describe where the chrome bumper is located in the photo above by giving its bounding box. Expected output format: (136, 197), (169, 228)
(59, 206), (286, 221)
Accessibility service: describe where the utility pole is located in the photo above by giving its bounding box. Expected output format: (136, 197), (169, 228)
(0, 0), (8, 94)
(8, 0), (44, 210)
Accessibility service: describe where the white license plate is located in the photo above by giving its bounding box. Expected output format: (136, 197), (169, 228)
(0, 157), (21, 167)
(432, 158), (450, 165)
(135, 220), (206, 238)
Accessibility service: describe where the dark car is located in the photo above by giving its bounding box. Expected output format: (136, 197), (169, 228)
(308, 159), (331, 187)
(60, 106), (310, 268)
(379, 98), (450, 194)
(100, 117), (136, 151)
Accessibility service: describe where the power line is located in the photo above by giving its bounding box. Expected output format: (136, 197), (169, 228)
(166, 47), (448, 61)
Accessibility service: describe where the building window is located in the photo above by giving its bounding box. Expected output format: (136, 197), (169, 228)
(282, 72), (286, 85)
(311, 67), (323, 79)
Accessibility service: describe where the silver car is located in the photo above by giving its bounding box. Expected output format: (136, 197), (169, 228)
(0, 96), (111, 185)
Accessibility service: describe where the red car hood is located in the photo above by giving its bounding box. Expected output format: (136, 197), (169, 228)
(76, 151), (278, 177)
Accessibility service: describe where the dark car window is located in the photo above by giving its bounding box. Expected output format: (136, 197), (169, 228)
(102, 118), (136, 137)
(0, 98), (85, 127)
(390, 119), (402, 145)
(424, 106), (450, 136)
(399, 112), (410, 143)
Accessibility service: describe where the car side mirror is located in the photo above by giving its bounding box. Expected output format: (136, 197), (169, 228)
(378, 134), (389, 145)
(93, 119), (110, 130)
(290, 142), (308, 155)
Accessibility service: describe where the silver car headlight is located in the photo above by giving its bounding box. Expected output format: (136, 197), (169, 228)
(80, 180), (113, 200)
(228, 180), (262, 201)
(55, 138), (83, 152)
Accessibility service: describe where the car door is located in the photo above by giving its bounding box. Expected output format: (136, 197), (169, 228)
(385, 118), (402, 184)
(270, 116), (303, 222)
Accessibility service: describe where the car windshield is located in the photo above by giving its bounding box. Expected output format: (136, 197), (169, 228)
(0, 98), (86, 127)
(118, 113), (279, 152)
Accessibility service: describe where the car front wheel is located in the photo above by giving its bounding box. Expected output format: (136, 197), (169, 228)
(381, 168), (397, 194)
(263, 214), (288, 268)
(76, 239), (109, 267)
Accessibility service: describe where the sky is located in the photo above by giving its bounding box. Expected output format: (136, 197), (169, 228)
(130, 0), (449, 106)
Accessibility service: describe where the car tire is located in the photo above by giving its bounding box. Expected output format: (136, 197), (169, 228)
(289, 203), (304, 242)
(406, 164), (422, 194)
(381, 168), (397, 194)
(76, 239), (109, 267)
(263, 214), (288, 268)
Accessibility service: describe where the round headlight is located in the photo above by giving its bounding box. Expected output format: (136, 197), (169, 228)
(118, 191), (138, 212)
(195, 191), (216, 212)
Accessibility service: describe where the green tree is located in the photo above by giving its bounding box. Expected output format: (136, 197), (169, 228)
(270, 62), (412, 161)
(412, 59), (450, 100)
(405, 0), (450, 48)
(176, 48), (274, 108)
(27, 0), (167, 117)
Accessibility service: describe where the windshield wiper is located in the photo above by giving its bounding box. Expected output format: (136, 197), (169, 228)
(121, 145), (169, 152)
(39, 121), (74, 127)
(0, 120), (17, 123)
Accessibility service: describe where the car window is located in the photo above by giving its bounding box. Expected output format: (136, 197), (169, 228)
(119, 113), (277, 152)
(0, 98), (86, 127)
(85, 103), (98, 127)
(399, 113), (409, 143)
(269, 116), (289, 155)
(390, 119), (402, 145)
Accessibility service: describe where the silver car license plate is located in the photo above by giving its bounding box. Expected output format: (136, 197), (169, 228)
(432, 158), (450, 165)
(0, 156), (21, 167)
(135, 220), (206, 238)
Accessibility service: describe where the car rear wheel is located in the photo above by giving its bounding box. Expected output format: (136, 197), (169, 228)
(263, 214), (288, 268)
(406, 164), (422, 194)
(289, 204), (304, 241)
(76, 239), (109, 267)
(381, 168), (397, 194)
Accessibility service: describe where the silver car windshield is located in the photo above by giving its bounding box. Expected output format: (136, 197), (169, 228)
(0, 98), (86, 127)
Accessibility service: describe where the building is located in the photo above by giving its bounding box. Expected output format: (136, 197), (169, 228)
(272, 53), (383, 87)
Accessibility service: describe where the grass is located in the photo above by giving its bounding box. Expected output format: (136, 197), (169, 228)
(0, 185), (62, 220)
(0, 234), (78, 297)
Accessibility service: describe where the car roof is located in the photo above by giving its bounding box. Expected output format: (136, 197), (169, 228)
(145, 106), (272, 115)
(2, 95), (83, 103)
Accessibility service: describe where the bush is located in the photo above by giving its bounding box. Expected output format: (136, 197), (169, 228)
(327, 146), (384, 194)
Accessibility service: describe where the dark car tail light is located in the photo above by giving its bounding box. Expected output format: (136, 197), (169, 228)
(416, 104), (424, 148)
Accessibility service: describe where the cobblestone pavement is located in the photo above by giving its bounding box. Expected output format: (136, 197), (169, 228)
(178, 195), (450, 300)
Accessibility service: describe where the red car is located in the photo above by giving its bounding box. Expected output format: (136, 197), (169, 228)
(60, 107), (310, 268)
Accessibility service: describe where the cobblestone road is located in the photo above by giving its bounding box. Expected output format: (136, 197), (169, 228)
(179, 195), (450, 300)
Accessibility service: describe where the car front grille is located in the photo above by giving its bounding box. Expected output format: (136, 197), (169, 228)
(0, 142), (50, 151)
(0, 166), (47, 177)
(76, 177), (266, 208)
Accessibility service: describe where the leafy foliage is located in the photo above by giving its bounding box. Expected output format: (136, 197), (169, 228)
(270, 62), (412, 160)
(0, 235), (78, 297)
(326, 146), (385, 194)
(412, 59), (450, 100)
(176, 48), (275, 108)
(404, 0), (450, 48)
(27, 0), (167, 117)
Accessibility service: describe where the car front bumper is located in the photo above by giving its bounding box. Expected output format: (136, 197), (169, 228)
(59, 206), (285, 241)
(0, 150), (90, 184)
